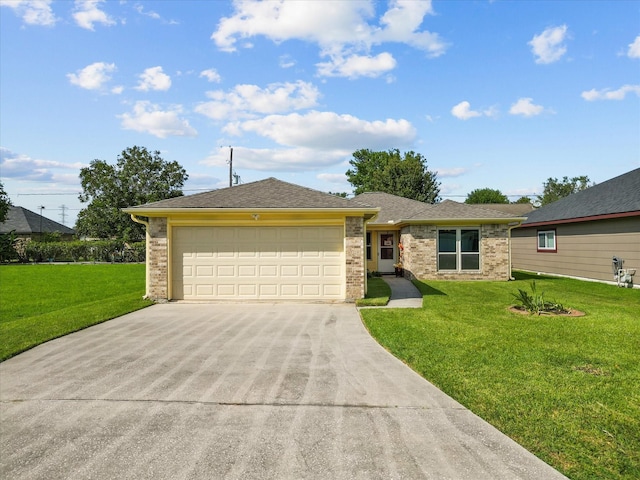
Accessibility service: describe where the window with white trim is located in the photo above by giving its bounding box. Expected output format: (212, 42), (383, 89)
(438, 228), (480, 271)
(537, 230), (556, 252)
(366, 232), (372, 260)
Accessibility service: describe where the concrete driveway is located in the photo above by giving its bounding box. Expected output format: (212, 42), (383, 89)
(0, 303), (567, 480)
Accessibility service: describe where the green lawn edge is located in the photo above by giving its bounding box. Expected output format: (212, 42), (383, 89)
(356, 277), (391, 306)
(0, 293), (153, 361)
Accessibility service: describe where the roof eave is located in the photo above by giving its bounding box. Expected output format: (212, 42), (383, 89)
(124, 207), (380, 218)
(394, 217), (526, 225)
(520, 210), (640, 228)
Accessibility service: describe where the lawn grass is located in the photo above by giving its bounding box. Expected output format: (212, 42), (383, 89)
(360, 272), (640, 480)
(356, 277), (391, 306)
(0, 264), (153, 361)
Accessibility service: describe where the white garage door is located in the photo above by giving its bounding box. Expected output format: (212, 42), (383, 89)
(172, 226), (345, 300)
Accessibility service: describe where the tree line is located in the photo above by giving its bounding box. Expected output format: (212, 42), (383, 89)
(0, 146), (593, 248)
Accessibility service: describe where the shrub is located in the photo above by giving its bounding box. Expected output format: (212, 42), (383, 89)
(511, 281), (569, 315)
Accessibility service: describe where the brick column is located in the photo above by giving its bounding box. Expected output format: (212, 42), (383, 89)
(345, 216), (365, 302)
(147, 217), (168, 301)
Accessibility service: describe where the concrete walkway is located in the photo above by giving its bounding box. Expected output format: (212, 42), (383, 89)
(0, 303), (567, 479)
(377, 275), (424, 308)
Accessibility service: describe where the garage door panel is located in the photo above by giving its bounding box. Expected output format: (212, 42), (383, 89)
(217, 284), (237, 296)
(217, 265), (235, 276)
(196, 284), (214, 296)
(302, 265), (320, 277)
(196, 265), (214, 277)
(302, 285), (321, 296)
(323, 265), (341, 276)
(281, 265), (299, 276)
(173, 226), (344, 300)
(238, 265), (256, 277)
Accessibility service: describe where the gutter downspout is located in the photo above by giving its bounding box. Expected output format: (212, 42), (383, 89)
(130, 214), (150, 298)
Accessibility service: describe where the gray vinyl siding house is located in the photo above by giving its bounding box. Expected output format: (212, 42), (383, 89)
(511, 168), (640, 284)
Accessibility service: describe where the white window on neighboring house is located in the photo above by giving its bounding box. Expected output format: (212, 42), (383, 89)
(437, 228), (480, 271)
(537, 230), (556, 252)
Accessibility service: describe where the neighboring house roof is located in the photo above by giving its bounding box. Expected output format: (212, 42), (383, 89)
(353, 194), (523, 225)
(126, 177), (378, 215)
(0, 206), (75, 235)
(521, 168), (640, 226)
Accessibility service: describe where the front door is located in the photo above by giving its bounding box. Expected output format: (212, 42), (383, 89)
(378, 232), (396, 273)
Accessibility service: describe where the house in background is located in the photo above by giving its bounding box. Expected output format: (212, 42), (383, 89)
(0, 206), (75, 241)
(511, 168), (640, 285)
(354, 193), (525, 281)
(125, 178), (524, 303)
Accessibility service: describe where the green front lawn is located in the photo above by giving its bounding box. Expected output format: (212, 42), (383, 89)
(356, 277), (392, 306)
(0, 264), (153, 361)
(361, 272), (640, 480)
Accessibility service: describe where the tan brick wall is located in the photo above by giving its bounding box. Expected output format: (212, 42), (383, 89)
(401, 224), (511, 281)
(147, 217), (168, 301)
(345, 216), (365, 301)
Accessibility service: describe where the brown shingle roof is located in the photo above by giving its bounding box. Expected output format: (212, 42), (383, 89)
(352, 192), (436, 224)
(479, 203), (535, 216)
(420, 200), (520, 220)
(353, 194), (522, 223)
(128, 177), (372, 210)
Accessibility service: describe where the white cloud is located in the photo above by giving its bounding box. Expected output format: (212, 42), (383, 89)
(135, 66), (171, 91)
(0, 0), (57, 26)
(436, 167), (467, 178)
(211, 0), (447, 77)
(73, 0), (115, 30)
(628, 35), (640, 59)
(199, 68), (222, 83)
(0, 147), (86, 183)
(279, 54), (295, 68)
(317, 173), (348, 184)
(67, 62), (116, 90)
(451, 101), (481, 120)
(118, 101), (197, 138)
(581, 84), (640, 101)
(225, 110), (416, 151)
(451, 101), (498, 120)
(134, 3), (159, 20)
(195, 81), (320, 120)
(375, 0), (445, 56)
(528, 25), (568, 64)
(316, 52), (397, 79)
(509, 97), (546, 117)
(202, 146), (350, 172)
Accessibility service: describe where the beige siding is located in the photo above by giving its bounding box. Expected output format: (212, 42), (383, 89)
(512, 216), (640, 283)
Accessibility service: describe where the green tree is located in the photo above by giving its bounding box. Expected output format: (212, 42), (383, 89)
(465, 188), (509, 204)
(0, 181), (11, 223)
(346, 149), (440, 203)
(76, 146), (188, 241)
(537, 175), (593, 206)
(513, 196), (533, 204)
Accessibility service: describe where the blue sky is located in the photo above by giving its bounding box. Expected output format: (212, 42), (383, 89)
(1, 0), (639, 227)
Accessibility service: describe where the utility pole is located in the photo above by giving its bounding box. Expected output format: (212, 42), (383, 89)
(228, 146), (233, 187)
(59, 204), (67, 225)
